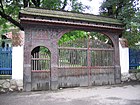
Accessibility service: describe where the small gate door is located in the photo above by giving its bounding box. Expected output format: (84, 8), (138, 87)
(31, 46), (51, 91)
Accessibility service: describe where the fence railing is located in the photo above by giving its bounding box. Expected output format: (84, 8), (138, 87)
(129, 49), (140, 70)
(0, 47), (12, 75)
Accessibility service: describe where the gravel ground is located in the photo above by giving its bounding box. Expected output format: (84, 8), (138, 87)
(0, 83), (140, 105)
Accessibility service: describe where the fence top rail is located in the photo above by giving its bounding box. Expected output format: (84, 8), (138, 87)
(0, 68), (12, 71)
(58, 47), (114, 51)
(0, 47), (12, 51)
(58, 66), (115, 69)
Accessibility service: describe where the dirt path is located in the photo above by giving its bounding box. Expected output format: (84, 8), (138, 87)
(0, 84), (140, 105)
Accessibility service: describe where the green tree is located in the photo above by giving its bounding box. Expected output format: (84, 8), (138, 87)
(100, 0), (140, 47)
(59, 30), (88, 45)
(0, 0), (90, 34)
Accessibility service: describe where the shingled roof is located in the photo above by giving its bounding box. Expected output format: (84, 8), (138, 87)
(20, 8), (123, 26)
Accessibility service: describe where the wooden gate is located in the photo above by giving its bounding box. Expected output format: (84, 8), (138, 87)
(31, 46), (51, 91)
(0, 47), (12, 76)
(58, 35), (115, 87)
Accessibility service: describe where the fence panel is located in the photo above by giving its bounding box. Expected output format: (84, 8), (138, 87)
(129, 49), (140, 70)
(0, 47), (12, 75)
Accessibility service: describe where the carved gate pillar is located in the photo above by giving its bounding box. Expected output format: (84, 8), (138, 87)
(23, 29), (32, 91)
(113, 34), (121, 83)
(46, 28), (67, 90)
(50, 43), (58, 90)
(103, 31), (121, 84)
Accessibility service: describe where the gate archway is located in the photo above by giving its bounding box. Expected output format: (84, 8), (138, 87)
(31, 46), (51, 91)
(20, 8), (124, 91)
(58, 31), (115, 87)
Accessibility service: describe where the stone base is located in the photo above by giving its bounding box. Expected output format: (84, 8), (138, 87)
(51, 81), (58, 90)
(1, 73), (140, 93)
(115, 65), (121, 84)
(0, 79), (23, 93)
(121, 72), (140, 82)
(23, 82), (31, 92)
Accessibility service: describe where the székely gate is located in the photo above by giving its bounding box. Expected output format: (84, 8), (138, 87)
(20, 8), (124, 91)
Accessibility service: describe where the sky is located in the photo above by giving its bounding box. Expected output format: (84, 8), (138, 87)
(79, 0), (103, 15)
(80, 0), (140, 15)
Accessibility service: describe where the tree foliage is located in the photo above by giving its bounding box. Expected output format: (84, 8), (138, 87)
(100, 0), (140, 47)
(59, 30), (88, 45)
(0, 0), (89, 34)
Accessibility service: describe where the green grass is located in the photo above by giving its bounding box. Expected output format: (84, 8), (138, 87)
(129, 69), (140, 73)
(0, 75), (12, 79)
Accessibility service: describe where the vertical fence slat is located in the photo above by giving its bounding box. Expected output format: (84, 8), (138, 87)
(31, 47), (51, 71)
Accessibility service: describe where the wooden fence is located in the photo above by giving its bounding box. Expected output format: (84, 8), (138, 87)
(58, 37), (115, 87)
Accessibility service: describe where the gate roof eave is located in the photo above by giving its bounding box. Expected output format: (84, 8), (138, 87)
(19, 7), (124, 31)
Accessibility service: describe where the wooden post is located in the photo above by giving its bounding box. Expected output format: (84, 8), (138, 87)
(23, 44), (32, 91)
(102, 31), (121, 84)
(113, 35), (121, 83)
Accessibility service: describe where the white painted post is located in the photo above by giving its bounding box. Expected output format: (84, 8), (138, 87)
(12, 46), (23, 79)
(119, 38), (129, 73)
(12, 31), (24, 80)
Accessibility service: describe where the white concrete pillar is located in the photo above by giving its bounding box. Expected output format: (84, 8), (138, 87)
(119, 39), (129, 73)
(12, 46), (23, 79)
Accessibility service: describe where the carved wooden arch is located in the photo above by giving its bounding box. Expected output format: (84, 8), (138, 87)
(31, 45), (52, 54)
(57, 29), (73, 41)
(57, 29), (115, 48)
(101, 31), (122, 49)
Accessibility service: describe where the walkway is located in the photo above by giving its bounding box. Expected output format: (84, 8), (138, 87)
(0, 84), (140, 105)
